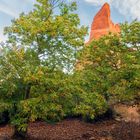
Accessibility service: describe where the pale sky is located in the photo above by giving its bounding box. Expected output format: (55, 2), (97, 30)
(0, 0), (140, 42)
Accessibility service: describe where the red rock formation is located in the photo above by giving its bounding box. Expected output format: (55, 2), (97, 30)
(88, 3), (120, 43)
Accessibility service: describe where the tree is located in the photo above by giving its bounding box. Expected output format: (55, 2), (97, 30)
(0, 0), (87, 137)
(0, 44), (108, 136)
(77, 21), (140, 105)
(4, 0), (87, 71)
(1, 0), (87, 109)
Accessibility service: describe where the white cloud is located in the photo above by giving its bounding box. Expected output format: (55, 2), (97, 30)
(0, 0), (36, 17)
(0, 2), (18, 17)
(25, 0), (36, 5)
(0, 0), (35, 42)
(0, 29), (6, 43)
(85, 0), (112, 5)
(85, 0), (140, 20)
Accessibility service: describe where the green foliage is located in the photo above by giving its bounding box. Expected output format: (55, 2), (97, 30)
(73, 92), (108, 120)
(0, 102), (12, 123)
(4, 0), (87, 71)
(9, 85), (108, 132)
(0, 0), (87, 135)
(0, 0), (140, 137)
(78, 21), (140, 104)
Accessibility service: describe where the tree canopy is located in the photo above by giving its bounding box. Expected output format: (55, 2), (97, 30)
(77, 21), (140, 103)
(0, 0), (140, 137)
(4, 0), (87, 71)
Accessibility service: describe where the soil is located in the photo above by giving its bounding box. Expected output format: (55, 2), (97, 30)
(0, 104), (140, 140)
(113, 104), (140, 122)
(0, 119), (140, 140)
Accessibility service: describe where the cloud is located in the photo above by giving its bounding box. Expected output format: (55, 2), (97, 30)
(85, 0), (112, 5)
(85, 0), (140, 20)
(0, 0), (36, 18)
(25, 0), (36, 4)
(0, 0), (35, 42)
(0, 2), (18, 17)
(0, 29), (6, 43)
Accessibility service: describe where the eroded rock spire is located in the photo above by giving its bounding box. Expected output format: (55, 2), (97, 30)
(88, 3), (120, 43)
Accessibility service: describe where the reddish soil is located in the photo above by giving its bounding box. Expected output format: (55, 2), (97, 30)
(0, 119), (140, 140)
(0, 125), (14, 140)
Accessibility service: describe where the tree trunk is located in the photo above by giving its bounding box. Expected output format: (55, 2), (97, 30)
(25, 83), (31, 99)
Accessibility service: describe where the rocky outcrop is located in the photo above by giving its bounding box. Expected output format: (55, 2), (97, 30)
(76, 3), (120, 71)
(88, 3), (120, 43)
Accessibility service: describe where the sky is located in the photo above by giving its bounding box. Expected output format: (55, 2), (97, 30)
(0, 0), (140, 42)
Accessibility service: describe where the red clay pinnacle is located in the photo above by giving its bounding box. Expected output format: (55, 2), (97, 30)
(88, 3), (120, 43)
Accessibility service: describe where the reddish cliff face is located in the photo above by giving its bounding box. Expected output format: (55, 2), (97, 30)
(88, 3), (120, 43)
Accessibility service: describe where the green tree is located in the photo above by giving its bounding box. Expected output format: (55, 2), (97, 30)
(1, 0), (87, 105)
(77, 21), (140, 105)
(0, 0), (87, 137)
(4, 0), (87, 71)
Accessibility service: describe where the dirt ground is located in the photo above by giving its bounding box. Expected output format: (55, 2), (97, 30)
(114, 104), (140, 122)
(0, 104), (140, 140)
(0, 119), (140, 140)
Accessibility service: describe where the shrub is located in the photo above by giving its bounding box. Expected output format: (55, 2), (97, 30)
(73, 92), (108, 120)
(10, 94), (64, 134)
(0, 102), (12, 124)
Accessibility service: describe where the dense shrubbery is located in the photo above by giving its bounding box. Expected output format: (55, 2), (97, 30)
(0, 0), (140, 137)
(0, 102), (12, 124)
(78, 22), (140, 104)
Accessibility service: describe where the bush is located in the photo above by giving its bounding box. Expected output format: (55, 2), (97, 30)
(10, 94), (65, 134)
(0, 102), (12, 124)
(73, 92), (108, 120)
(9, 88), (108, 134)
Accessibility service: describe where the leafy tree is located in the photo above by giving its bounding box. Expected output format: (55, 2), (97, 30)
(1, 0), (140, 138)
(4, 0), (87, 71)
(77, 21), (140, 105)
(1, 0), (87, 106)
(0, 42), (108, 137)
(0, 0), (87, 137)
